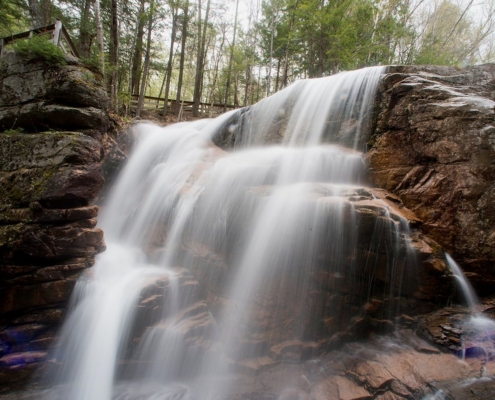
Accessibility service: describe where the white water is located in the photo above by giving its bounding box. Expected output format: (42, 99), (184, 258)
(35, 66), (436, 400)
(446, 254), (479, 310)
(445, 254), (495, 361)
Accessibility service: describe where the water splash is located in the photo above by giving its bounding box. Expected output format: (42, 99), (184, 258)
(445, 254), (495, 362)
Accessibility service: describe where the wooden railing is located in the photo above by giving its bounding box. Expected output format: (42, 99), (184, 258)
(0, 20), (79, 58)
(130, 95), (238, 116)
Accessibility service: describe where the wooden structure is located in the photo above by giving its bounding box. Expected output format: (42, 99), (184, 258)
(130, 95), (238, 117)
(0, 20), (79, 58)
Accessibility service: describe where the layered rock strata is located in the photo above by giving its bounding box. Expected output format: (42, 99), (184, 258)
(0, 52), (108, 139)
(0, 54), (107, 390)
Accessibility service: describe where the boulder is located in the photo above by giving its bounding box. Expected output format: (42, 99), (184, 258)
(0, 53), (108, 134)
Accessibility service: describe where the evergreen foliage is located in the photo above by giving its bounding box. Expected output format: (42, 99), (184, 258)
(14, 35), (67, 65)
(2, 0), (495, 113)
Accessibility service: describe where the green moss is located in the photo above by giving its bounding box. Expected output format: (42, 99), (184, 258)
(0, 223), (24, 248)
(31, 168), (56, 196)
(14, 36), (67, 65)
(3, 128), (25, 135)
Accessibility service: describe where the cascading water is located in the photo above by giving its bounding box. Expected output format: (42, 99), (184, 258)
(445, 254), (495, 361)
(446, 254), (479, 311)
(32, 66), (430, 399)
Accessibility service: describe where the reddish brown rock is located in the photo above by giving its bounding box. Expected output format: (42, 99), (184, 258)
(368, 64), (495, 295)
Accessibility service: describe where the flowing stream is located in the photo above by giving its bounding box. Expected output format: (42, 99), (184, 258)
(33, 66), (436, 399)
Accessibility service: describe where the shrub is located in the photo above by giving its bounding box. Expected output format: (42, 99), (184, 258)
(14, 35), (66, 65)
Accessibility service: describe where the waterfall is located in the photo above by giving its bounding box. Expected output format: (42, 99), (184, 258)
(445, 254), (479, 311)
(34, 66), (434, 400)
(445, 254), (495, 361)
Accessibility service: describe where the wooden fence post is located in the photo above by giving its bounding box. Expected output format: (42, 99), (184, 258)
(53, 19), (62, 46)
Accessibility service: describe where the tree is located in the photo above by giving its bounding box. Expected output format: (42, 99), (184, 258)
(192, 0), (211, 116)
(28, 0), (51, 28)
(224, 0), (239, 110)
(131, 0), (147, 96)
(136, 0), (155, 117)
(78, 0), (93, 58)
(94, 0), (105, 74)
(175, 0), (190, 116)
(162, 2), (179, 119)
(110, 0), (119, 112)
(0, 0), (28, 36)
(414, 0), (477, 65)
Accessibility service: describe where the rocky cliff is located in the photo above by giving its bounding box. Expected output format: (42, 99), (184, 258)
(0, 53), (107, 389)
(368, 64), (495, 296)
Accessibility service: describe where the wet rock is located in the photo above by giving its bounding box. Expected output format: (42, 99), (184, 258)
(418, 297), (495, 357)
(0, 53), (108, 390)
(310, 375), (370, 400)
(145, 179), (452, 368)
(369, 64), (495, 295)
(0, 352), (47, 367)
(0, 133), (103, 208)
(200, 330), (493, 400)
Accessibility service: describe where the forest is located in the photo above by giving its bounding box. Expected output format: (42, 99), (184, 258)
(2, 0), (495, 118)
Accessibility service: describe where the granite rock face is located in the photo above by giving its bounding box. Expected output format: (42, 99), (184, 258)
(368, 64), (495, 295)
(0, 53), (108, 139)
(0, 54), (107, 390)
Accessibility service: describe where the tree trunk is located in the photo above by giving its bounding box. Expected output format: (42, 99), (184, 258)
(282, 0), (297, 88)
(78, 0), (93, 58)
(223, 0), (239, 112)
(275, 57), (281, 92)
(191, 0), (202, 117)
(132, 0), (146, 96)
(192, 0), (211, 116)
(126, 4), (143, 116)
(245, 0), (260, 106)
(175, 0), (190, 116)
(136, 0), (154, 117)
(110, 0), (119, 112)
(94, 0), (105, 76)
(28, 0), (43, 28)
(41, 0), (51, 26)
(267, 9), (275, 97)
(162, 5), (179, 120)
(234, 69), (239, 107)
(208, 22), (226, 117)
(244, 62), (251, 106)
